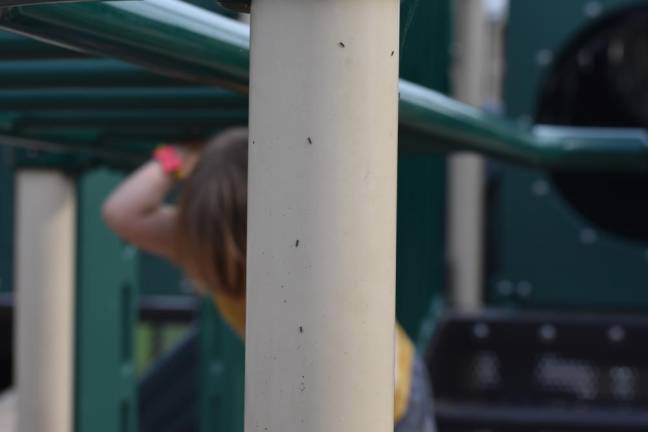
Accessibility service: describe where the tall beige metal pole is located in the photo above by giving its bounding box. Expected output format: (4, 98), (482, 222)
(246, 1), (400, 431)
(14, 170), (76, 432)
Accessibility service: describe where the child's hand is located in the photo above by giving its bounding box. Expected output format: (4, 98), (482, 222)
(161, 140), (204, 178)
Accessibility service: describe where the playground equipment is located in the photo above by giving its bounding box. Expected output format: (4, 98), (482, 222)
(1, 0), (648, 431)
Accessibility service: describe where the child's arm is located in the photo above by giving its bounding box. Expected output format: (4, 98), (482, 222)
(102, 145), (200, 260)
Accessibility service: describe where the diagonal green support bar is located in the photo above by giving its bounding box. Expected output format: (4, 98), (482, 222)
(2, 0), (648, 172)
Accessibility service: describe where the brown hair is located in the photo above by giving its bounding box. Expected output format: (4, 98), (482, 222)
(175, 127), (248, 298)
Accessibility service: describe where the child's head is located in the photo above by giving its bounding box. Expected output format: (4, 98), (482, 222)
(176, 127), (248, 298)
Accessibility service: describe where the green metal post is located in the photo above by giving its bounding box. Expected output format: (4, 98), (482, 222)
(198, 300), (244, 432)
(76, 169), (138, 432)
(396, 0), (450, 344)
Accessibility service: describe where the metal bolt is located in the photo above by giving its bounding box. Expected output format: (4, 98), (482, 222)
(580, 228), (598, 245)
(584, 1), (603, 18)
(536, 49), (554, 67)
(122, 244), (137, 259)
(608, 325), (625, 343)
(539, 324), (556, 342)
(608, 41), (624, 64)
(517, 281), (533, 298)
(497, 280), (514, 296)
(473, 323), (490, 339)
(532, 179), (549, 197)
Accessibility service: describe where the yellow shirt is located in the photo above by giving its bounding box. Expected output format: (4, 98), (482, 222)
(212, 291), (414, 422)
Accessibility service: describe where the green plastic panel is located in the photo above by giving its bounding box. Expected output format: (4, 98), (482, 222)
(396, 0), (449, 345)
(488, 162), (648, 310)
(76, 169), (138, 432)
(490, 0), (648, 310)
(505, 0), (642, 121)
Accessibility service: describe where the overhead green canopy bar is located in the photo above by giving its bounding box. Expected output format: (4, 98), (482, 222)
(1, 0), (648, 172)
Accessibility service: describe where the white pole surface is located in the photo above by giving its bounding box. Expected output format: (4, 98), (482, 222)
(14, 170), (76, 432)
(246, 1), (400, 431)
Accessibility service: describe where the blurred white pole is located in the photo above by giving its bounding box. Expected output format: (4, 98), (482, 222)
(14, 170), (75, 432)
(246, 0), (400, 431)
(448, 0), (504, 310)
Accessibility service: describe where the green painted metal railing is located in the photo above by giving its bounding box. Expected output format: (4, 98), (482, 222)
(399, 82), (648, 171)
(1, 0), (648, 172)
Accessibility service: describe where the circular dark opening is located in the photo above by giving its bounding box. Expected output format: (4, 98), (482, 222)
(537, 6), (648, 243)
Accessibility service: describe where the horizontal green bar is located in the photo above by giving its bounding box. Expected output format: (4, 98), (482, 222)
(0, 31), (83, 58)
(399, 81), (648, 172)
(3, 0), (648, 172)
(0, 133), (145, 169)
(0, 0), (95, 7)
(0, 59), (192, 88)
(0, 110), (248, 130)
(0, 88), (247, 110)
(1, 0), (250, 90)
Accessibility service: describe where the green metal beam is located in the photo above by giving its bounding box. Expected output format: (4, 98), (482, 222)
(399, 81), (648, 172)
(2, 0), (648, 172)
(0, 88), (247, 110)
(0, 133), (144, 169)
(0, 59), (192, 88)
(0, 0), (95, 7)
(0, 31), (83, 58)
(0, 0), (250, 91)
(0, 110), (247, 130)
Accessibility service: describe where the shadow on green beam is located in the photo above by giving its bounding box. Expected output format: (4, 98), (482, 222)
(3, 0), (648, 172)
(0, 0), (250, 91)
(0, 88), (247, 110)
(0, 59), (193, 88)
